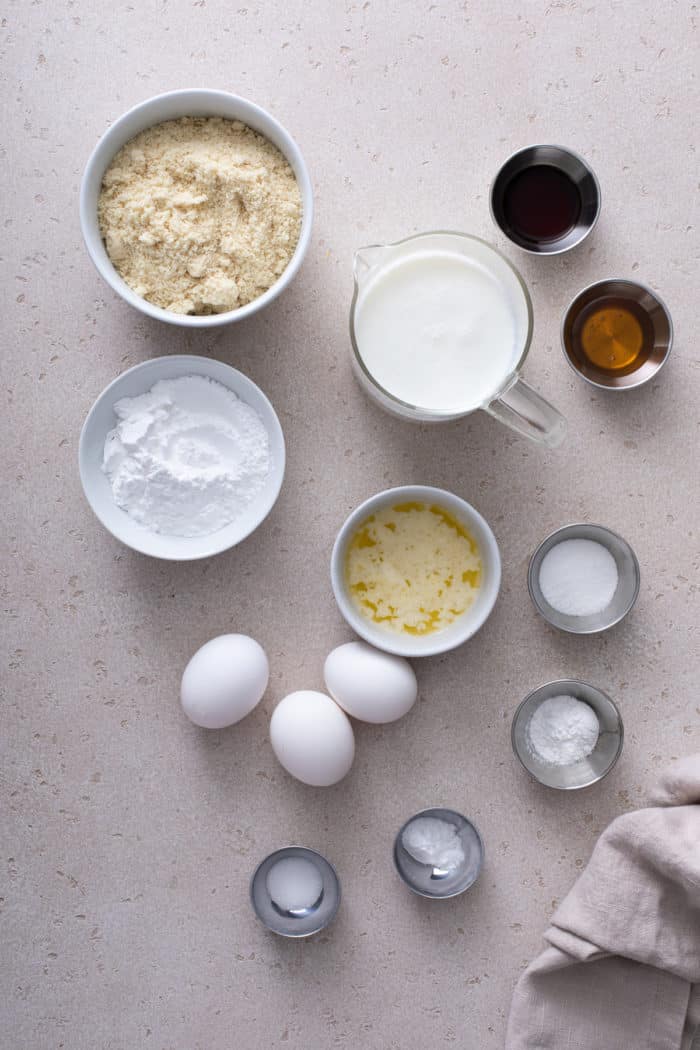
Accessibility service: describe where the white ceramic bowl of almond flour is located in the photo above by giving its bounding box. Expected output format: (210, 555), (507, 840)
(79, 355), (285, 560)
(80, 88), (313, 328)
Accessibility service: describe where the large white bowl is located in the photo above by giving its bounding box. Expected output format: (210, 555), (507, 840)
(79, 355), (285, 560)
(331, 486), (501, 657)
(80, 89), (313, 327)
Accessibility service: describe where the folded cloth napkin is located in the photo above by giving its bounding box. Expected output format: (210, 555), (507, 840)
(506, 753), (700, 1050)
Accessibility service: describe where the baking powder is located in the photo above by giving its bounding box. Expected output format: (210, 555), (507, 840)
(527, 695), (600, 766)
(102, 375), (271, 537)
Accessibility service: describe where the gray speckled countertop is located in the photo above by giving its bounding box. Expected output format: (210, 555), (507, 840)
(3, 2), (699, 1047)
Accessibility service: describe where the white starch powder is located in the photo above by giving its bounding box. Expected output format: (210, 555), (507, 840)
(266, 857), (323, 913)
(401, 816), (466, 870)
(539, 538), (619, 617)
(102, 375), (271, 537)
(527, 695), (600, 766)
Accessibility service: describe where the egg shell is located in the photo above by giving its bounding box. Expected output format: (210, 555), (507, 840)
(180, 634), (269, 729)
(269, 690), (355, 787)
(323, 641), (417, 724)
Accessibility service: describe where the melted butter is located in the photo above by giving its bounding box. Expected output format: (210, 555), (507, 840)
(345, 502), (482, 636)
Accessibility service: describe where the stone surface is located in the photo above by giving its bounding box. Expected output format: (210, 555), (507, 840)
(3, 2), (698, 1048)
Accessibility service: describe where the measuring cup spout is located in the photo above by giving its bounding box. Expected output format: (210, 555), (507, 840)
(353, 244), (389, 284)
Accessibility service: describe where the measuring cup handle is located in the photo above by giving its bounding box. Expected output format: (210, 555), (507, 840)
(485, 376), (566, 448)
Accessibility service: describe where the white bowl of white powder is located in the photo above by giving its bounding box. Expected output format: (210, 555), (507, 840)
(79, 355), (285, 560)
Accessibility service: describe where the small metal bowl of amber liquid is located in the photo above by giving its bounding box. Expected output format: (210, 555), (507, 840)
(562, 278), (673, 390)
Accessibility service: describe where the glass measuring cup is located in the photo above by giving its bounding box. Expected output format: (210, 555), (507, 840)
(349, 231), (566, 447)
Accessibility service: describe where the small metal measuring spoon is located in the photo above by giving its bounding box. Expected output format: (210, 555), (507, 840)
(393, 807), (484, 899)
(250, 846), (340, 938)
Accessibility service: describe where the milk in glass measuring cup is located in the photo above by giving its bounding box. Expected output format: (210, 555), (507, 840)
(350, 232), (566, 447)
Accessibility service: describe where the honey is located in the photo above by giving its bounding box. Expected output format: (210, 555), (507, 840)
(572, 297), (654, 375)
(344, 501), (482, 636)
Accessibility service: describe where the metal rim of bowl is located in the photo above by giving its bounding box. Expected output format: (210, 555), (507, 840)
(510, 679), (625, 790)
(392, 807), (485, 899)
(560, 277), (674, 391)
(527, 523), (641, 634)
(489, 143), (601, 256)
(249, 845), (341, 938)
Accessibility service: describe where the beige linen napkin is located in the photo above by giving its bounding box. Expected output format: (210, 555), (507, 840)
(506, 754), (700, 1050)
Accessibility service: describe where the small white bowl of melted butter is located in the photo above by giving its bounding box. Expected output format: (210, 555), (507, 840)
(331, 486), (501, 657)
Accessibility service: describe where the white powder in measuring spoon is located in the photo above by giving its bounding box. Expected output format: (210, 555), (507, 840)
(539, 538), (618, 617)
(401, 816), (466, 870)
(527, 695), (600, 766)
(266, 857), (323, 913)
(102, 375), (271, 537)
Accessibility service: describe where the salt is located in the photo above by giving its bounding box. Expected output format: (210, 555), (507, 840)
(527, 695), (600, 766)
(401, 816), (466, 870)
(539, 538), (618, 617)
(265, 857), (323, 913)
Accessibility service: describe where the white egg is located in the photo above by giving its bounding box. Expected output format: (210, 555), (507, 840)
(323, 641), (417, 724)
(269, 690), (355, 787)
(180, 634), (269, 729)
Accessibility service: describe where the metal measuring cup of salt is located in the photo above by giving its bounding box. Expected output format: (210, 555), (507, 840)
(528, 523), (640, 634)
(393, 808), (484, 899)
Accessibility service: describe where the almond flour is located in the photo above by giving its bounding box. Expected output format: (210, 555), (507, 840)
(98, 117), (302, 315)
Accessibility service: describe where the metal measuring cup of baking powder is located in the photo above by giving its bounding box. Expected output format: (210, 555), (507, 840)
(511, 680), (624, 790)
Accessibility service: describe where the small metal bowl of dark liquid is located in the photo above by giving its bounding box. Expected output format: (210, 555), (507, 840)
(490, 144), (601, 255)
